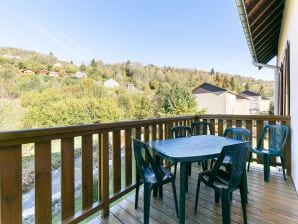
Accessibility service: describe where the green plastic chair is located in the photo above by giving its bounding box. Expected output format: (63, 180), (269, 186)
(195, 142), (249, 224)
(210, 127), (251, 169)
(191, 121), (214, 170)
(247, 124), (289, 182)
(170, 126), (192, 177)
(133, 138), (178, 224)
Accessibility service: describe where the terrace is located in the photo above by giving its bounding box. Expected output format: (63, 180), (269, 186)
(0, 114), (295, 223)
(1, 0), (298, 224)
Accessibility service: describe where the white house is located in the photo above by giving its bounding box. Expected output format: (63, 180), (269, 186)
(103, 78), (119, 88)
(72, 71), (87, 78)
(239, 90), (270, 114)
(48, 71), (59, 77)
(53, 63), (62, 68)
(236, 0), (298, 189)
(192, 83), (250, 115)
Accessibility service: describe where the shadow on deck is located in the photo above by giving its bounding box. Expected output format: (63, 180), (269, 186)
(89, 164), (298, 224)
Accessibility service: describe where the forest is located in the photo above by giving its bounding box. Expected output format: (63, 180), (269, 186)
(0, 47), (274, 130)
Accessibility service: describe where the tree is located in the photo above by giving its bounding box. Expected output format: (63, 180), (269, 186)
(244, 83), (250, 91)
(157, 82), (197, 117)
(210, 68), (215, 75)
(90, 58), (97, 68)
(79, 63), (86, 71)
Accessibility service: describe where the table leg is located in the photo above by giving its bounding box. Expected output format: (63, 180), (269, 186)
(153, 155), (161, 197)
(179, 162), (187, 224)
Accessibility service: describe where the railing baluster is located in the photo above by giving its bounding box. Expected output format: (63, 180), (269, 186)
(245, 120), (253, 143)
(125, 129), (132, 186)
(35, 141), (52, 224)
(218, 119), (224, 136)
(256, 120), (264, 163)
(158, 124), (164, 140)
(113, 131), (121, 193)
(100, 132), (109, 217)
(61, 137), (75, 220)
(227, 119), (232, 128)
(210, 119), (215, 135)
(152, 124), (157, 140)
(0, 145), (22, 224)
(82, 135), (93, 208)
(98, 133), (102, 201)
(236, 120), (242, 127)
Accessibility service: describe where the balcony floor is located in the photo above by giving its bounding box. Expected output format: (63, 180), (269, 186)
(90, 164), (298, 224)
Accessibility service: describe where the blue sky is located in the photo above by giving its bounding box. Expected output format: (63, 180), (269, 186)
(0, 0), (274, 80)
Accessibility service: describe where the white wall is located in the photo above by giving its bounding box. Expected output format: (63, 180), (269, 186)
(193, 92), (226, 114)
(278, 0), (298, 190)
(260, 99), (270, 114)
(236, 99), (250, 115)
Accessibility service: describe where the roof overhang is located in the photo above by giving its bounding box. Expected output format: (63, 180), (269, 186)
(236, 0), (285, 64)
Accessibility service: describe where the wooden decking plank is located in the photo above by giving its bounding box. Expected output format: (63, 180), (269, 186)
(89, 164), (298, 224)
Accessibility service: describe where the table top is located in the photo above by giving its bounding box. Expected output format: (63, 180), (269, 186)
(149, 135), (242, 163)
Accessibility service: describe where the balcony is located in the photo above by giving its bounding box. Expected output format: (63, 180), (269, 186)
(0, 114), (294, 223)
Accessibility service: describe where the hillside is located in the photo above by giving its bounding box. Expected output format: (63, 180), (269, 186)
(0, 47), (274, 130)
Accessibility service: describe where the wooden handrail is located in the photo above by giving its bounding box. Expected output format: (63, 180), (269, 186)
(0, 114), (291, 224)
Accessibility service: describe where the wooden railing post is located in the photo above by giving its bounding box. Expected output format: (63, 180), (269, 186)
(82, 135), (93, 209)
(35, 141), (52, 224)
(0, 146), (22, 224)
(100, 132), (110, 217)
(125, 129), (132, 186)
(61, 137), (75, 220)
(113, 131), (121, 193)
(284, 120), (291, 175)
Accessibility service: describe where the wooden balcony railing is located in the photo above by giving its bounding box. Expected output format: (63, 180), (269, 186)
(0, 114), (291, 224)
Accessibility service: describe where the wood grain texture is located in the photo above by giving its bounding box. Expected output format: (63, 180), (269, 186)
(61, 137), (75, 220)
(100, 132), (110, 217)
(35, 141), (52, 224)
(125, 129), (132, 186)
(112, 131), (121, 193)
(82, 135), (93, 209)
(0, 145), (22, 224)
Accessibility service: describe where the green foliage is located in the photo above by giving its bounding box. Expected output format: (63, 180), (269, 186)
(0, 47), (275, 129)
(157, 82), (197, 116)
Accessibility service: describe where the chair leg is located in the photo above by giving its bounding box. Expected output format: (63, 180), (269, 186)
(174, 162), (177, 178)
(263, 154), (270, 182)
(171, 180), (179, 218)
(195, 178), (201, 214)
(221, 190), (231, 224)
(243, 169), (248, 204)
(240, 185), (247, 224)
(135, 175), (140, 209)
(188, 163), (192, 176)
(280, 156), (287, 180)
(247, 152), (252, 172)
(215, 190), (220, 203)
(143, 184), (151, 224)
(210, 159), (214, 169)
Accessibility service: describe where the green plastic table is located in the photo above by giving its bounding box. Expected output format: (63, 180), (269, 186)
(149, 135), (242, 224)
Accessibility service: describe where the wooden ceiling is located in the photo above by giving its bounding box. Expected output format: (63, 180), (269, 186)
(240, 0), (285, 63)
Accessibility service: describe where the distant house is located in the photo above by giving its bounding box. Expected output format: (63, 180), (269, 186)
(23, 69), (35, 75)
(239, 90), (270, 114)
(53, 63), (62, 68)
(192, 83), (250, 115)
(127, 83), (135, 90)
(3, 54), (21, 60)
(104, 78), (119, 88)
(49, 71), (59, 77)
(72, 71), (87, 78)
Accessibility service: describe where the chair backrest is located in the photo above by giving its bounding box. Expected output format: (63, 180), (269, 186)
(132, 138), (164, 182)
(223, 128), (251, 141)
(191, 122), (213, 135)
(257, 124), (289, 152)
(209, 142), (249, 189)
(171, 126), (192, 138)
